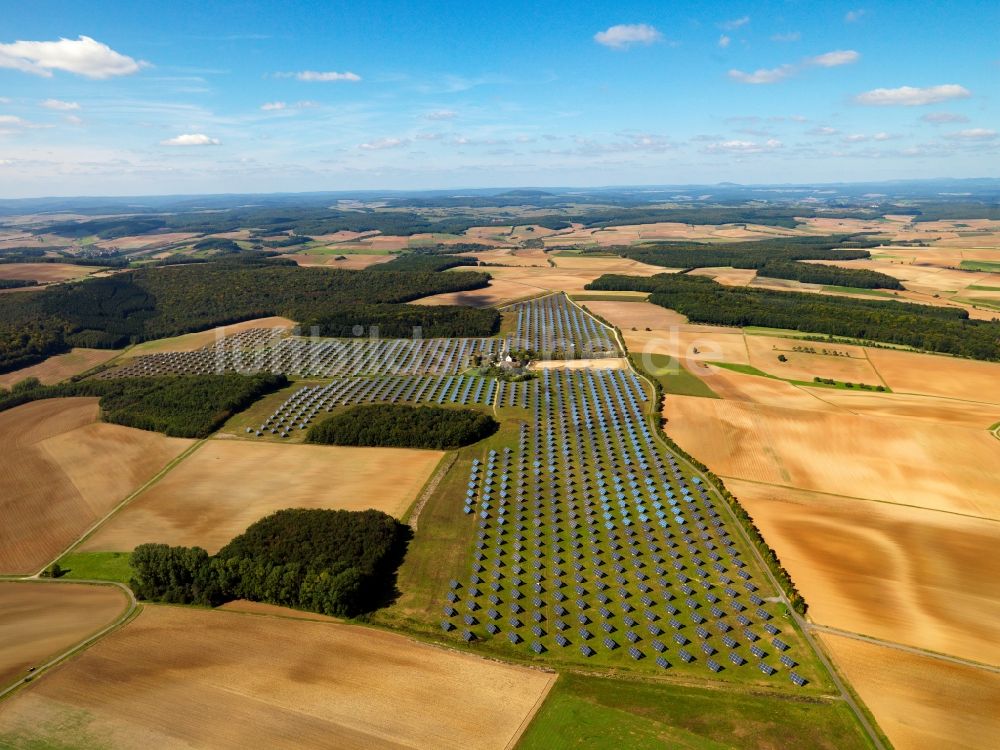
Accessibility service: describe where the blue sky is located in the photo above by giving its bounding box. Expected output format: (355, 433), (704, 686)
(0, 0), (997, 197)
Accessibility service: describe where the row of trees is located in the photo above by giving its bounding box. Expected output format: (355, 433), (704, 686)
(307, 403), (499, 450)
(0, 373), (287, 438)
(587, 273), (1000, 361)
(130, 508), (410, 616)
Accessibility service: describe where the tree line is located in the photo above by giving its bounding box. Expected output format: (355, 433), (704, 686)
(307, 403), (499, 450)
(587, 272), (1000, 361)
(130, 508), (410, 616)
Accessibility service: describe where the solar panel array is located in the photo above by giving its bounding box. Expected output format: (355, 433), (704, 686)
(102, 330), (501, 379)
(506, 294), (619, 359)
(444, 367), (804, 680)
(248, 375), (499, 436)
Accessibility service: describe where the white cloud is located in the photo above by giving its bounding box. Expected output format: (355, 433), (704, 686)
(276, 70), (361, 82)
(425, 109), (457, 121)
(705, 138), (782, 154)
(872, 132), (894, 141)
(0, 36), (146, 78)
(721, 16), (750, 31)
(855, 84), (972, 106)
(809, 126), (838, 136)
(845, 9), (866, 22)
(728, 65), (795, 84)
(843, 133), (869, 142)
(0, 115), (26, 125)
(771, 32), (801, 42)
(260, 101), (286, 111)
(65, 114), (83, 126)
(921, 112), (969, 124)
(944, 128), (997, 140)
(718, 35), (731, 48)
(359, 137), (406, 150)
(593, 24), (663, 49)
(807, 50), (860, 67)
(729, 49), (858, 84)
(40, 98), (80, 110)
(160, 133), (220, 146)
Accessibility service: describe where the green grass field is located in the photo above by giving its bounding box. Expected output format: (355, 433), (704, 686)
(960, 260), (1000, 272)
(517, 673), (874, 750)
(55, 551), (134, 584)
(634, 353), (719, 399)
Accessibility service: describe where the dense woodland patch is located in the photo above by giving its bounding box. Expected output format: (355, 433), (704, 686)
(0, 260), (493, 373)
(307, 403), (499, 450)
(588, 273), (1000, 361)
(370, 253), (479, 273)
(0, 373), (287, 438)
(130, 508), (410, 616)
(612, 236), (903, 289)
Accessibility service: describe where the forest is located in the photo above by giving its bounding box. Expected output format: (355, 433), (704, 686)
(307, 403), (499, 449)
(613, 236), (903, 289)
(0, 279), (38, 289)
(0, 261), (493, 373)
(0, 373), (287, 438)
(370, 253), (478, 273)
(587, 273), (1000, 361)
(130, 508), (410, 616)
(299, 303), (499, 338)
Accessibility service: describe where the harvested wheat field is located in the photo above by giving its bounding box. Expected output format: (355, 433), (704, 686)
(412, 277), (540, 307)
(819, 634), (1000, 750)
(580, 300), (688, 331)
(530, 358), (629, 371)
(688, 266), (758, 286)
(867, 348), (1000, 404)
(730, 479), (1000, 664)
(0, 582), (129, 690)
(694, 366), (839, 411)
(289, 252), (395, 270)
(0, 263), (97, 283)
(459, 264), (664, 294)
(455, 247), (548, 267)
(216, 600), (341, 622)
(0, 398), (192, 574)
(121, 317), (295, 358)
(805, 388), (1000, 428)
(81, 440), (444, 554)
(664, 396), (1000, 519)
(745, 335), (883, 385)
(0, 348), (121, 388)
(0, 606), (555, 750)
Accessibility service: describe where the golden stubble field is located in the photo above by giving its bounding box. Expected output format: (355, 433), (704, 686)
(120, 316), (295, 358)
(80, 439), (444, 553)
(0, 348), (121, 388)
(0, 263), (97, 283)
(0, 605), (556, 750)
(0, 582), (129, 690)
(819, 634), (1000, 750)
(0, 398), (192, 574)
